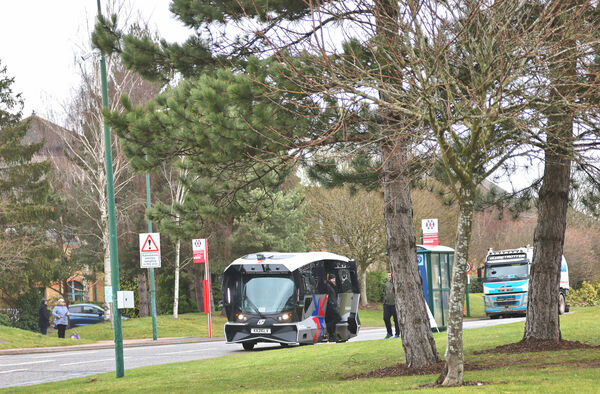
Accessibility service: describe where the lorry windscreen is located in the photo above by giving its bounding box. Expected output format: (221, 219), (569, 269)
(484, 261), (528, 282)
(240, 275), (295, 314)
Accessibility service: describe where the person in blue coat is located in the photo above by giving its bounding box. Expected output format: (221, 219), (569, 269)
(52, 299), (69, 338)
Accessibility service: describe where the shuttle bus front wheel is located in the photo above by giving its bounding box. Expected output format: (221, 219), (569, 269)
(242, 342), (255, 351)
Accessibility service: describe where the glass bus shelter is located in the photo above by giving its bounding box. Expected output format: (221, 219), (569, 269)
(416, 245), (455, 330)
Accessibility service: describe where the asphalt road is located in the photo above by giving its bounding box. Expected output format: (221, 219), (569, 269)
(0, 316), (526, 389)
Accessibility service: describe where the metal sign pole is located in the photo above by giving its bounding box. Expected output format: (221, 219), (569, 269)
(97, 0), (123, 378)
(206, 248), (212, 338)
(145, 172), (158, 340)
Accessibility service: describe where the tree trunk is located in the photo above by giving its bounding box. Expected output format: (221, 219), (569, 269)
(438, 188), (474, 386)
(101, 208), (114, 323)
(137, 272), (149, 317)
(374, 0), (438, 368)
(382, 139), (440, 368)
(82, 264), (90, 302)
(523, 2), (575, 343)
(173, 239), (181, 318)
(360, 268), (368, 306)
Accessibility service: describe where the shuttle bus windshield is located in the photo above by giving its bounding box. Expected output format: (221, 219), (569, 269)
(241, 275), (295, 314)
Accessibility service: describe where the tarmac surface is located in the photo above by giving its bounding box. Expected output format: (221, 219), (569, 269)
(0, 317), (494, 356)
(0, 336), (225, 356)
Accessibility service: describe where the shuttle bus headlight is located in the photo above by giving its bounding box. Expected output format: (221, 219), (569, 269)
(236, 312), (247, 322)
(278, 312), (292, 321)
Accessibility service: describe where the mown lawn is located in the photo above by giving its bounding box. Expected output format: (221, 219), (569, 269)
(4, 306), (598, 393)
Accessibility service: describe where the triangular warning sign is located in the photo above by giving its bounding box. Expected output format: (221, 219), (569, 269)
(141, 234), (160, 252)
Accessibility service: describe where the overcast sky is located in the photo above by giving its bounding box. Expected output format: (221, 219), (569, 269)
(0, 0), (189, 118)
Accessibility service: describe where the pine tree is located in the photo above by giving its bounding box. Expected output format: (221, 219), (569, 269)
(0, 61), (61, 329)
(93, 0), (441, 368)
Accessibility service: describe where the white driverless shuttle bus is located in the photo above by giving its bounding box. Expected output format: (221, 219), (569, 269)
(221, 252), (361, 350)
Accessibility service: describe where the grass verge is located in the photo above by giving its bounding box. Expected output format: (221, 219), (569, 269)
(4, 306), (598, 393)
(0, 313), (227, 349)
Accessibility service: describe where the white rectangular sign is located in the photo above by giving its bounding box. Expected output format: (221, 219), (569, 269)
(139, 233), (161, 268)
(117, 291), (135, 309)
(104, 286), (113, 303)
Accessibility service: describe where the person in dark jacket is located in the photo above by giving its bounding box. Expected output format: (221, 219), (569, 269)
(325, 274), (341, 342)
(383, 272), (400, 339)
(38, 299), (50, 335)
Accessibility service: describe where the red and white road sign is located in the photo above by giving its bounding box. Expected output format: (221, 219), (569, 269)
(466, 261), (472, 274)
(421, 218), (439, 246)
(192, 238), (207, 264)
(141, 234), (160, 252)
(139, 233), (161, 268)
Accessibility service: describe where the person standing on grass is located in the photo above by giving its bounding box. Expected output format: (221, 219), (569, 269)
(383, 272), (400, 339)
(38, 299), (50, 335)
(52, 299), (69, 339)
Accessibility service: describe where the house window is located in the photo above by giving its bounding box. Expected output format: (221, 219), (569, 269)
(68, 280), (84, 301)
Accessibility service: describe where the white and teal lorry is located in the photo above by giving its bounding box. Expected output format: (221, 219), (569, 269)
(482, 246), (570, 318)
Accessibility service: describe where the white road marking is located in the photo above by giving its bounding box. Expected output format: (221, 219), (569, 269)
(0, 360), (54, 367)
(60, 358), (113, 366)
(162, 348), (219, 355)
(0, 369), (27, 374)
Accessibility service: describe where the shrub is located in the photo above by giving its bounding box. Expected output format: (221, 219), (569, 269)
(568, 281), (600, 307)
(158, 271), (198, 314)
(366, 271), (387, 303)
(12, 289), (43, 332)
(0, 313), (9, 326)
(119, 277), (140, 318)
(469, 276), (483, 293)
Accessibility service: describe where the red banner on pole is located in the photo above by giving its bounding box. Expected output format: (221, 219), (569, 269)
(193, 238), (212, 337)
(203, 279), (210, 312)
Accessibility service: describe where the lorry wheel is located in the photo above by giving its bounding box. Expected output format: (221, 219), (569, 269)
(558, 293), (566, 315)
(242, 342), (255, 351)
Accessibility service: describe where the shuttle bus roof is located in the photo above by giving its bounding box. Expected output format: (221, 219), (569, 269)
(225, 251), (351, 273)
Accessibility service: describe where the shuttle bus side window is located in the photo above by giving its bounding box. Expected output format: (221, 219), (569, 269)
(338, 269), (352, 293)
(348, 260), (360, 293)
(314, 261), (327, 293)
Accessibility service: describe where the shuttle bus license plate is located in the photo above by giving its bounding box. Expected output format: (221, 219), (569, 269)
(251, 328), (271, 334)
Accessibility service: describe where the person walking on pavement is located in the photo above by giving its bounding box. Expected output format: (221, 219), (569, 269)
(383, 272), (400, 339)
(52, 299), (69, 339)
(325, 274), (341, 342)
(38, 298), (50, 335)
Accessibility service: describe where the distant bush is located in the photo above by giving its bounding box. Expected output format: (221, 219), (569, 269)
(11, 289), (42, 332)
(158, 271), (198, 315)
(0, 313), (9, 326)
(366, 271), (387, 303)
(568, 281), (600, 307)
(469, 276), (483, 293)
